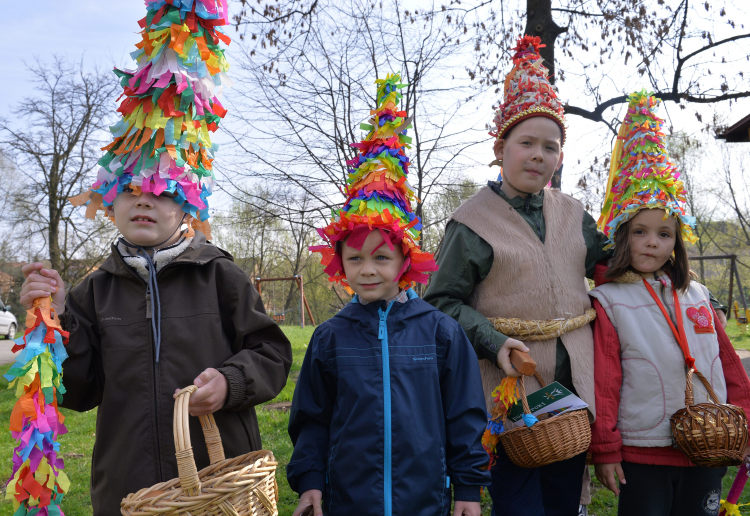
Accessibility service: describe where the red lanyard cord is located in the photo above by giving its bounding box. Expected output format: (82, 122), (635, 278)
(642, 278), (696, 371)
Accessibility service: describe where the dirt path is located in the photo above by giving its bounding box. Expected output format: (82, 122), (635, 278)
(735, 348), (750, 379)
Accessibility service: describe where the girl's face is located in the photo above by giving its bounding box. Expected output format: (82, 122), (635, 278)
(493, 116), (564, 197)
(628, 208), (678, 274)
(341, 230), (404, 303)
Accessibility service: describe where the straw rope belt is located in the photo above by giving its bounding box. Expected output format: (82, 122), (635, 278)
(489, 308), (596, 341)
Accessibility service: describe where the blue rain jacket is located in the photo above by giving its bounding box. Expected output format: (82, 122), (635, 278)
(287, 290), (490, 516)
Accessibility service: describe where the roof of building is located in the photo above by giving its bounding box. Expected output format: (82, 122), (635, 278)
(716, 113), (750, 143)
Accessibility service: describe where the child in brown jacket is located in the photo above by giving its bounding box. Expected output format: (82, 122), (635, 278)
(20, 185), (292, 514)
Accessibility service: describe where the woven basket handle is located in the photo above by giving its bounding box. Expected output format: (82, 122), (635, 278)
(516, 373), (547, 416)
(173, 386), (228, 496)
(684, 368), (722, 408)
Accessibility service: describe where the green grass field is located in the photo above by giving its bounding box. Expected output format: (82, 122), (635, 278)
(2, 326), (750, 515)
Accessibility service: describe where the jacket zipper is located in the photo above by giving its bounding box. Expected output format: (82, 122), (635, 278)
(378, 301), (395, 516)
(148, 260), (187, 480)
(146, 304), (164, 481)
(524, 196), (543, 241)
(115, 252), (166, 480)
(113, 249), (209, 481)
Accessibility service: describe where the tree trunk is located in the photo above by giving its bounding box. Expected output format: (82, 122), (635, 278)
(524, 0), (567, 85)
(525, 0), (568, 188)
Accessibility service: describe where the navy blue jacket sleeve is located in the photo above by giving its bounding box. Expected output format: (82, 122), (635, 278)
(439, 317), (492, 501)
(287, 327), (337, 494)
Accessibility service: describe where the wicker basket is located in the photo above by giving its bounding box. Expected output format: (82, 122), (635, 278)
(498, 374), (591, 469)
(670, 368), (748, 468)
(121, 386), (279, 516)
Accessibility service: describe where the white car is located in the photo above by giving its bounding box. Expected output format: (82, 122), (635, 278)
(0, 305), (17, 340)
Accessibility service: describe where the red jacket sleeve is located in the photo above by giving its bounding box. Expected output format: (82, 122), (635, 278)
(714, 308), (750, 413)
(590, 298), (624, 464)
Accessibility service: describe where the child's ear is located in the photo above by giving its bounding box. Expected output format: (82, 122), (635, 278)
(493, 138), (505, 161)
(104, 205), (114, 218)
(556, 150), (565, 172)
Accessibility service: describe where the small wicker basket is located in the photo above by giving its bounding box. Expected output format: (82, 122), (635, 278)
(670, 368), (748, 468)
(499, 374), (591, 469)
(121, 386), (279, 516)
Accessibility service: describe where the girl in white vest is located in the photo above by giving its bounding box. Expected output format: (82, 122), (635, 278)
(589, 91), (750, 516)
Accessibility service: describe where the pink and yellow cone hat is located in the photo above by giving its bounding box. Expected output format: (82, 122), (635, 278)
(598, 90), (697, 249)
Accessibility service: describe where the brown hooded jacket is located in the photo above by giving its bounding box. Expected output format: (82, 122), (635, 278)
(59, 232), (292, 515)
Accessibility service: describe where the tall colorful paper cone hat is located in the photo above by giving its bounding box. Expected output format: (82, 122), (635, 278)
(310, 73), (437, 292)
(597, 90), (697, 249)
(490, 35), (566, 145)
(70, 0), (233, 240)
(4, 296), (70, 514)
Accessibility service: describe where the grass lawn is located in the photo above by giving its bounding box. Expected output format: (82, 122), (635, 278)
(726, 324), (750, 351)
(3, 325), (750, 515)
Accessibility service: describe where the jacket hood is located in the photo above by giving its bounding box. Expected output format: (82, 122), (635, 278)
(99, 231), (232, 278)
(334, 289), (437, 323)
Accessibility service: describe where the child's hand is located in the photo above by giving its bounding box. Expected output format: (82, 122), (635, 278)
(453, 501), (481, 516)
(292, 489), (322, 516)
(20, 263), (65, 315)
(174, 368), (228, 416)
(496, 338), (529, 377)
(594, 462), (626, 496)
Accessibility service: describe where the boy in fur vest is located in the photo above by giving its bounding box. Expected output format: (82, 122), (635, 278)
(424, 35), (610, 516)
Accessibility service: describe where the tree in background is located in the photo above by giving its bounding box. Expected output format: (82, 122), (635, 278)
(214, 185), (347, 325)
(226, 0), (488, 227)
(421, 178), (479, 258)
(666, 130), (720, 283)
(0, 58), (118, 285)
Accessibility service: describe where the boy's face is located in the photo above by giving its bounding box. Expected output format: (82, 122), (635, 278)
(628, 208), (677, 274)
(493, 116), (564, 196)
(341, 230), (405, 303)
(109, 187), (186, 248)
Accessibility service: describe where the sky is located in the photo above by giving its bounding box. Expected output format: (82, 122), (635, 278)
(2, 0), (749, 219)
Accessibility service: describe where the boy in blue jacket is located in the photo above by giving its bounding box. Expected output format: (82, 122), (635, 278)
(287, 74), (490, 516)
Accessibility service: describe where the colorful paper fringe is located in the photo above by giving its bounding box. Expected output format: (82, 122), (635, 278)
(598, 90), (697, 249)
(481, 377), (520, 469)
(70, 0), (233, 239)
(490, 35), (566, 145)
(310, 73), (437, 291)
(4, 298), (70, 516)
(719, 461), (750, 515)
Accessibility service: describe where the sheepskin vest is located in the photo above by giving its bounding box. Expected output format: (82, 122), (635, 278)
(589, 274), (726, 447)
(451, 186), (596, 424)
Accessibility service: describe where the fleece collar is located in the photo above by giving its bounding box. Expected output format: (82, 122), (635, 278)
(119, 237), (193, 281)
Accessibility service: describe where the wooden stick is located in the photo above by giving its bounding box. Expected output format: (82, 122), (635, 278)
(510, 349), (536, 376)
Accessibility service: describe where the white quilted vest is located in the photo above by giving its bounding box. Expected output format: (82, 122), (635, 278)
(589, 274), (726, 447)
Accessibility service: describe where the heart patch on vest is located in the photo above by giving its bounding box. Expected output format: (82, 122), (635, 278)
(686, 306), (715, 334)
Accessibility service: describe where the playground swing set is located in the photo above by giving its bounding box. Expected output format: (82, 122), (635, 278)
(254, 275), (316, 328)
(690, 254), (750, 326)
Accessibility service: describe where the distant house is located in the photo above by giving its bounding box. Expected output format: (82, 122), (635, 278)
(0, 271), (13, 294)
(716, 113), (750, 143)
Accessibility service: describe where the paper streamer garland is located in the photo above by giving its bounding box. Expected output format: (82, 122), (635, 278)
(70, 0), (233, 239)
(4, 297), (70, 516)
(481, 377), (519, 469)
(310, 73), (438, 291)
(597, 90), (697, 249)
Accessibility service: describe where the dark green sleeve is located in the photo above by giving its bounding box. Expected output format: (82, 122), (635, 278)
(423, 220), (508, 364)
(709, 290), (728, 314)
(582, 210), (613, 279)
